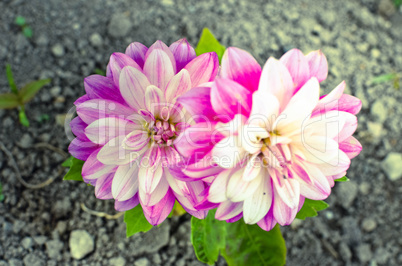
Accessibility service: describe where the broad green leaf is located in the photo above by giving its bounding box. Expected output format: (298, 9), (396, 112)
(15, 16), (26, 26)
(191, 209), (227, 265)
(222, 222), (286, 266)
(195, 28), (226, 63)
(335, 176), (349, 182)
(19, 79), (51, 103)
(371, 73), (398, 84)
(0, 93), (20, 109)
(23, 27), (33, 38)
(124, 204), (153, 237)
(19, 108), (30, 127)
(296, 199), (329, 220)
(5, 64), (18, 94)
(394, 0), (402, 8)
(63, 157), (84, 181)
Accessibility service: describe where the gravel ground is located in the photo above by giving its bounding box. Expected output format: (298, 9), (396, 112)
(0, 0), (402, 265)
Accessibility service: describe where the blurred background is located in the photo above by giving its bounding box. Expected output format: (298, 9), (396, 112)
(0, 0), (401, 265)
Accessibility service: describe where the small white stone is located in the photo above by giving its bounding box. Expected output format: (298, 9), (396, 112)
(371, 100), (387, 122)
(381, 152), (402, 181)
(134, 257), (150, 266)
(51, 44), (65, 57)
(50, 86), (61, 97)
(362, 218), (377, 232)
(69, 230), (94, 260)
(89, 33), (103, 47)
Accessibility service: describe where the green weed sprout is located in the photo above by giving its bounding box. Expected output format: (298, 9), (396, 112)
(15, 16), (33, 38)
(0, 64), (51, 127)
(371, 72), (400, 90)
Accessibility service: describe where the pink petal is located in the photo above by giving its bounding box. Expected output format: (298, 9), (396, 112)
(257, 207), (277, 231)
(144, 49), (175, 90)
(144, 85), (165, 115)
(215, 200), (243, 220)
(114, 194), (140, 212)
(95, 173), (114, 199)
(112, 163), (139, 201)
(272, 187), (298, 226)
(221, 47), (261, 92)
(306, 50), (328, 82)
(258, 57), (294, 108)
(74, 94), (90, 106)
(145, 40), (177, 72)
(243, 176), (273, 224)
(85, 117), (140, 145)
(119, 66), (150, 111)
(169, 38), (196, 71)
(70, 116), (89, 141)
(76, 99), (135, 125)
(82, 148), (117, 180)
(97, 136), (146, 165)
(125, 42), (148, 69)
(184, 52), (219, 87)
(338, 94), (362, 115)
(313, 81), (345, 116)
(211, 78), (252, 119)
(164, 69), (191, 103)
(68, 137), (99, 161)
(280, 49), (311, 93)
(107, 52), (142, 86)
(339, 136), (362, 159)
(84, 75), (124, 103)
(271, 171), (300, 209)
(141, 189), (175, 226)
(176, 87), (217, 122)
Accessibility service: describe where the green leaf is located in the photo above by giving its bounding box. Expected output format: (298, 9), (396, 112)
(18, 79), (51, 103)
(124, 204), (153, 237)
(19, 108), (30, 127)
(63, 157), (84, 181)
(335, 176), (349, 182)
(371, 73), (398, 84)
(5, 64), (19, 94)
(168, 201), (187, 218)
(195, 28), (226, 63)
(38, 114), (50, 122)
(222, 222), (286, 266)
(296, 199), (329, 220)
(23, 27), (33, 38)
(15, 16), (26, 26)
(0, 182), (4, 202)
(94, 68), (106, 76)
(191, 209), (227, 265)
(0, 93), (20, 109)
(393, 0), (402, 8)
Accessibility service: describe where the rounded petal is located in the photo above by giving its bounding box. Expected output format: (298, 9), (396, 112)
(112, 163), (140, 201)
(144, 49), (175, 90)
(184, 52), (219, 87)
(84, 75), (124, 103)
(165, 69), (191, 103)
(97, 136), (147, 165)
(279, 49), (311, 93)
(243, 176), (273, 224)
(141, 189), (175, 226)
(215, 200), (243, 220)
(125, 42), (148, 68)
(119, 66), (150, 110)
(68, 137), (99, 161)
(107, 52), (142, 86)
(169, 38), (196, 71)
(114, 194), (140, 212)
(306, 50), (328, 82)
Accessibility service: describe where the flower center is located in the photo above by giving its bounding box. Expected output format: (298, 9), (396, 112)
(149, 119), (177, 146)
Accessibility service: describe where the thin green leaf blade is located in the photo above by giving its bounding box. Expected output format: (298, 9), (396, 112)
(5, 64), (19, 94)
(195, 28), (226, 63)
(222, 222), (286, 266)
(15, 16), (26, 26)
(191, 209), (227, 265)
(19, 108), (30, 127)
(19, 79), (51, 103)
(296, 199), (329, 220)
(335, 176), (349, 182)
(0, 93), (20, 109)
(371, 73), (398, 84)
(63, 157), (84, 181)
(124, 204), (153, 237)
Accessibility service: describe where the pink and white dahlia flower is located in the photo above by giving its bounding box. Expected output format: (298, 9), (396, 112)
(176, 47), (362, 230)
(69, 39), (219, 225)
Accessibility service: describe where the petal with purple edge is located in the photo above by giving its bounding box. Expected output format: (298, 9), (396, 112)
(145, 40), (177, 72)
(84, 74), (124, 103)
(271, 170), (300, 209)
(125, 42), (148, 69)
(339, 136), (362, 159)
(138, 147), (163, 194)
(141, 189), (175, 226)
(169, 38), (196, 72)
(76, 99), (135, 125)
(215, 200), (243, 220)
(258, 57), (294, 108)
(279, 49), (311, 93)
(112, 163), (139, 201)
(211, 78), (252, 119)
(82, 148), (117, 180)
(97, 136), (146, 165)
(257, 207), (277, 231)
(144, 49), (175, 90)
(139, 175), (169, 206)
(165, 69), (191, 103)
(115, 194), (140, 212)
(145, 85), (165, 115)
(74, 94), (90, 106)
(119, 66), (150, 111)
(221, 47), (262, 92)
(68, 138), (99, 161)
(85, 117), (140, 145)
(306, 50), (328, 82)
(107, 52), (142, 86)
(243, 176), (273, 224)
(95, 173), (114, 200)
(184, 52), (219, 87)
(70, 116), (89, 141)
(208, 169), (231, 203)
(272, 187), (298, 226)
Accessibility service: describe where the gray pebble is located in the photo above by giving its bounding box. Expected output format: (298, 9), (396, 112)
(109, 256), (126, 266)
(8, 259), (23, 266)
(45, 240), (64, 260)
(33, 236), (47, 246)
(51, 44), (65, 57)
(18, 134), (33, 149)
(381, 152), (402, 181)
(21, 237), (33, 250)
(108, 14), (132, 38)
(89, 33), (103, 47)
(336, 181), (358, 208)
(371, 100), (387, 122)
(23, 254), (44, 266)
(339, 242), (352, 262)
(69, 230), (94, 260)
(50, 86), (62, 97)
(362, 218), (377, 232)
(356, 244), (372, 263)
(134, 257), (150, 266)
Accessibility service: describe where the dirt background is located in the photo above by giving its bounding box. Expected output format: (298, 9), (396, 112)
(0, 0), (401, 265)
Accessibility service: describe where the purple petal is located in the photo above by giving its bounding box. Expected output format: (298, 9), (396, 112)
(221, 47), (261, 92)
(141, 189), (175, 226)
(84, 75), (124, 103)
(114, 194), (140, 212)
(68, 137), (99, 161)
(169, 38), (196, 72)
(74, 94), (90, 106)
(107, 52), (142, 86)
(176, 87), (217, 123)
(125, 42), (148, 69)
(184, 52), (219, 87)
(95, 173), (114, 199)
(257, 207), (277, 231)
(82, 148), (117, 181)
(272, 186), (298, 226)
(215, 200), (243, 220)
(70, 116), (89, 141)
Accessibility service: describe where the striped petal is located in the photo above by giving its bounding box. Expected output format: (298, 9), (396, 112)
(144, 49), (175, 90)
(125, 42), (148, 68)
(184, 52), (219, 87)
(169, 38), (196, 71)
(119, 66), (150, 110)
(112, 163), (140, 201)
